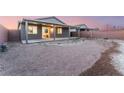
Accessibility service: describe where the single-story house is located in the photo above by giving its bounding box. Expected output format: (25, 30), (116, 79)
(75, 24), (89, 31)
(18, 16), (89, 43)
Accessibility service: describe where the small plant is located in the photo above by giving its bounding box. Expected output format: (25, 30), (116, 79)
(0, 44), (7, 52)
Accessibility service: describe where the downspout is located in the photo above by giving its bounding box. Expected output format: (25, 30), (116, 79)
(25, 21), (28, 44)
(53, 25), (56, 41)
(68, 26), (71, 38)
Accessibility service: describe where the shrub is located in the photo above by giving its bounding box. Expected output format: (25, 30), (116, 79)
(0, 44), (7, 52)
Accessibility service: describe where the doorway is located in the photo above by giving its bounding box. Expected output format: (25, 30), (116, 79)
(42, 26), (53, 39)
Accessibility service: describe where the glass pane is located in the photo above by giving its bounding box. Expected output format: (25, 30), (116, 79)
(28, 26), (37, 34)
(57, 28), (62, 34)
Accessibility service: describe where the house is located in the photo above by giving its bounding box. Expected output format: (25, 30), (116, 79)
(75, 24), (88, 31)
(18, 16), (87, 43)
(75, 24), (99, 31)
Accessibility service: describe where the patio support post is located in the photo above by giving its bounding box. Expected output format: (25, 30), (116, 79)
(68, 26), (71, 38)
(25, 21), (28, 44)
(53, 25), (56, 40)
(17, 22), (21, 41)
(78, 27), (80, 38)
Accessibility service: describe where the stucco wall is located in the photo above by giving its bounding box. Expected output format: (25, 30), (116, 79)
(0, 25), (8, 43)
(56, 27), (69, 38)
(20, 24), (70, 40)
(28, 24), (42, 40)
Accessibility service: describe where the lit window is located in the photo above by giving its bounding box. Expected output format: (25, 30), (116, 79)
(28, 26), (37, 34)
(57, 28), (62, 34)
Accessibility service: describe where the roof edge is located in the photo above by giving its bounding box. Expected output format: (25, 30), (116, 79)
(35, 16), (66, 25)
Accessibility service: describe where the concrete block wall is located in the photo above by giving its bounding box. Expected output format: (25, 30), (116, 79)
(0, 25), (8, 43)
(80, 30), (124, 39)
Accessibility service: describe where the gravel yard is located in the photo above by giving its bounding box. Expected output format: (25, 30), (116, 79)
(111, 40), (124, 75)
(0, 39), (112, 76)
(80, 41), (121, 76)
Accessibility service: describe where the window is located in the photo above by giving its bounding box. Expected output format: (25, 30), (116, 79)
(28, 26), (37, 34)
(42, 27), (49, 33)
(57, 28), (62, 34)
(45, 29), (48, 33)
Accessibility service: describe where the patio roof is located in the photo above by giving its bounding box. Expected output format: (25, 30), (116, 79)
(21, 19), (76, 27)
(35, 16), (66, 25)
(18, 17), (90, 29)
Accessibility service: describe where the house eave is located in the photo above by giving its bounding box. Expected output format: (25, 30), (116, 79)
(22, 19), (76, 27)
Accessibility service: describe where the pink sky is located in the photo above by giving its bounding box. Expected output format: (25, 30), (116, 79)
(0, 16), (104, 30)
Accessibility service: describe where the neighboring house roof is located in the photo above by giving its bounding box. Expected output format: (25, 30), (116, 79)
(35, 16), (66, 25)
(75, 24), (88, 29)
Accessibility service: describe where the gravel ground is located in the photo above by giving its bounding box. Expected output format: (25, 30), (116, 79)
(80, 41), (122, 76)
(0, 39), (112, 76)
(111, 40), (124, 75)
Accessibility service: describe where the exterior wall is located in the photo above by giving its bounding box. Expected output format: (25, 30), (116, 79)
(56, 27), (69, 38)
(79, 30), (124, 39)
(20, 24), (42, 40)
(0, 25), (8, 43)
(20, 23), (70, 41)
(28, 24), (42, 40)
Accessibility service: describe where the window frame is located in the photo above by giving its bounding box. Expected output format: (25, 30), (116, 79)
(28, 25), (38, 35)
(57, 28), (62, 34)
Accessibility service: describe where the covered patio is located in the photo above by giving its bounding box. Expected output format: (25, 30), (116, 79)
(18, 18), (80, 44)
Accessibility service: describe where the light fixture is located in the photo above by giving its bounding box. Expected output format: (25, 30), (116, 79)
(51, 28), (54, 32)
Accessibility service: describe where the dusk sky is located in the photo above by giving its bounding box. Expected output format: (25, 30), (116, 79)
(0, 16), (124, 30)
